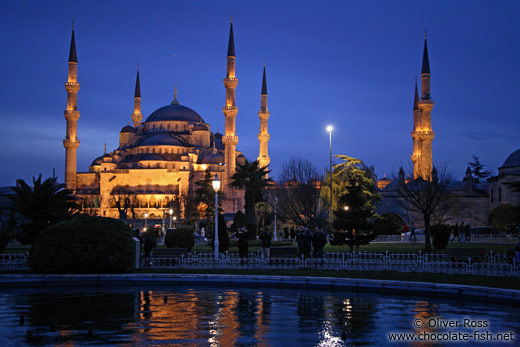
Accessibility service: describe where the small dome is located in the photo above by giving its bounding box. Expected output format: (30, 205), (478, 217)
(502, 149), (520, 168)
(120, 125), (136, 133)
(145, 104), (203, 123)
(192, 123), (209, 131)
(377, 175), (392, 189)
(139, 135), (186, 147)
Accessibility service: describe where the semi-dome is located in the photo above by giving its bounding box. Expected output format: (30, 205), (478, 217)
(145, 104), (203, 123)
(120, 125), (136, 133)
(139, 134), (186, 147)
(192, 123), (209, 131)
(91, 156), (103, 166)
(502, 149), (520, 168)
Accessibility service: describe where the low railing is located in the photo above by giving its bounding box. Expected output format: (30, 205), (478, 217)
(141, 250), (520, 277)
(0, 253), (29, 270)
(2, 250), (518, 277)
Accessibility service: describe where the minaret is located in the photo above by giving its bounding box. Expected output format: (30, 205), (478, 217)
(63, 23), (80, 190)
(131, 64), (142, 127)
(415, 31), (435, 180)
(222, 17), (239, 197)
(411, 78), (421, 178)
(257, 62), (270, 178)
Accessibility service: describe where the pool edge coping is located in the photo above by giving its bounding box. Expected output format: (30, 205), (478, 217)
(0, 273), (518, 305)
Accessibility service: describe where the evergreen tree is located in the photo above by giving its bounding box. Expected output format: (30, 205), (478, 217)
(468, 155), (491, 183)
(230, 159), (272, 238)
(332, 156), (379, 250)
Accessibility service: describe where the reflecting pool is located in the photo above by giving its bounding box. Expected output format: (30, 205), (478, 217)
(0, 285), (518, 346)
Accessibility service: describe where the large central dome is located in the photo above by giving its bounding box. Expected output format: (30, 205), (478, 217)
(145, 103), (204, 123)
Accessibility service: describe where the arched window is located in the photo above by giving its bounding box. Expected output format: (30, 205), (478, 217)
(175, 124), (179, 132)
(167, 124), (170, 130)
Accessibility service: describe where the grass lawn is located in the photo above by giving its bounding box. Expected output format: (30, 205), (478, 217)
(137, 268), (520, 290)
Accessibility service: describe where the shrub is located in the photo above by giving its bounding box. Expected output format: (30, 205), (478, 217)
(29, 215), (134, 274)
(489, 204), (520, 232)
(430, 224), (451, 250)
(329, 231), (347, 246)
(165, 227), (195, 251)
(371, 213), (403, 235)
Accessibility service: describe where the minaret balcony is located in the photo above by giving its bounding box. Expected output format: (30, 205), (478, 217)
(222, 135), (238, 146)
(64, 110), (80, 121)
(258, 111), (270, 120)
(63, 138), (80, 149)
(223, 106), (238, 117)
(223, 78), (238, 89)
(257, 133), (270, 141)
(65, 82), (80, 92)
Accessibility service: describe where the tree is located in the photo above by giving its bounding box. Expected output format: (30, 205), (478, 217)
(395, 166), (451, 251)
(255, 202), (273, 231)
(9, 174), (78, 244)
(488, 204), (520, 232)
(468, 155), (491, 183)
(230, 159), (272, 237)
(112, 187), (138, 220)
(276, 157), (324, 229)
(331, 155), (379, 250)
(195, 169), (225, 220)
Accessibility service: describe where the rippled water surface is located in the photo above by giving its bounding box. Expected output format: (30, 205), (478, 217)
(0, 285), (518, 346)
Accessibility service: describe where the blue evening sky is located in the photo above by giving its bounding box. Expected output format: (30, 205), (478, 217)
(0, 0), (519, 186)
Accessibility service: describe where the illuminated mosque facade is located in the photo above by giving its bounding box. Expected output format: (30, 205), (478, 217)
(63, 20), (271, 218)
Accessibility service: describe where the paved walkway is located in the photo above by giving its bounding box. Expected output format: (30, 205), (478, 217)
(0, 273), (518, 305)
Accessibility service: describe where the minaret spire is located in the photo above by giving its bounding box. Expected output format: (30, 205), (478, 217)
(64, 23), (80, 190)
(69, 21), (77, 63)
(222, 17), (239, 212)
(171, 84), (179, 105)
(131, 64), (142, 127)
(421, 31), (430, 75)
(258, 62), (270, 178)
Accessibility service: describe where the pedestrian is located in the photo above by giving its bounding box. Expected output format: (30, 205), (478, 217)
(290, 227), (296, 241)
(454, 223), (460, 243)
(301, 228), (313, 260)
(514, 242), (520, 267)
(143, 232), (155, 259)
(258, 229), (272, 261)
(464, 223), (471, 243)
(409, 222), (417, 242)
(312, 227), (327, 258)
(402, 222), (409, 240)
(284, 227), (289, 240)
(237, 228), (249, 264)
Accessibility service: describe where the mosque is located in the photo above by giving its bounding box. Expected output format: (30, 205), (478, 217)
(63, 20), (271, 219)
(376, 34), (520, 226)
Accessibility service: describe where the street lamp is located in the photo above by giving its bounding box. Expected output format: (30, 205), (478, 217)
(273, 196), (278, 241)
(144, 212), (148, 232)
(169, 208), (173, 229)
(326, 125), (334, 223)
(212, 173), (221, 260)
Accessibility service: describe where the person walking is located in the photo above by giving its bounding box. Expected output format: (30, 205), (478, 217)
(258, 229), (272, 262)
(409, 222), (417, 242)
(464, 223), (471, 243)
(237, 228), (249, 265)
(454, 223), (460, 243)
(301, 228), (313, 260)
(312, 227), (327, 259)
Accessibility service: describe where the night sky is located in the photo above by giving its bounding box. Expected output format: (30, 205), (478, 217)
(1, 0), (519, 186)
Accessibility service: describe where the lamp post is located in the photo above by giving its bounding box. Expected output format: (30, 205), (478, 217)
(326, 125), (334, 223)
(273, 196), (278, 241)
(169, 208), (173, 229)
(144, 212), (148, 232)
(212, 173), (221, 260)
